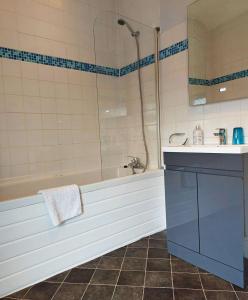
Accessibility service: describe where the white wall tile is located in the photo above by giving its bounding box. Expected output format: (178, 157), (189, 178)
(23, 96), (41, 113)
(10, 148), (29, 165)
(25, 114), (42, 130)
(42, 114), (58, 130)
(38, 65), (55, 81)
(55, 82), (69, 98)
(0, 148), (10, 166)
(27, 130), (43, 146)
(22, 79), (40, 97)
(9, 131), (27, 146)
(5, 95), (24, 112)
(21, 61), (38, 79)
(7, 113), (26, 130)
(41, 98), (57, 114)
(2, 59), (21, 77)
(11, 163), (29, 177)
(38, 81), (55, 99)
(4, 76), (22, 95)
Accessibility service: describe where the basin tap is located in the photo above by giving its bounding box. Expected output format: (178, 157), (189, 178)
(213, 128), (227, 145)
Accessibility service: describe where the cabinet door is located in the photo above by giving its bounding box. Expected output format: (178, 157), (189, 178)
(198, 173), (244, 270)
(165, 170), (199, 252)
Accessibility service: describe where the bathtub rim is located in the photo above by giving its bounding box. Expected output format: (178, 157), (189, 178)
(0, 169), (163, 210)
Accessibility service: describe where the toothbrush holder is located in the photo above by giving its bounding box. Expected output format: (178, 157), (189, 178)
(232, 127), (244, 145)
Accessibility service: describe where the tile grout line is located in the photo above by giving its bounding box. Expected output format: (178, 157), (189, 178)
(141, 236), (149, 300)
(110, 247), (128, 300)
(198, 272), (207, 300)
(169, 252), (175, 300)
(18, 285), (33, 300)
(231, 284), (240, 300)
(80, 258), (102, 300)
(50, 269), (71, 300)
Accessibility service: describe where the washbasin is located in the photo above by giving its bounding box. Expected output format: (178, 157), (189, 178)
(162, 144), (248, 154)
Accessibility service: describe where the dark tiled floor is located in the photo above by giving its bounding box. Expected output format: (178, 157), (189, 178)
(3, 230), (248, 300)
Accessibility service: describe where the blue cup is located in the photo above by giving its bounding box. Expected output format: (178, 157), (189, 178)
(232, 127), (244, 145)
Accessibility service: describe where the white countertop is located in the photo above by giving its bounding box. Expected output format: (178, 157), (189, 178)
(162, 144), (248, 154)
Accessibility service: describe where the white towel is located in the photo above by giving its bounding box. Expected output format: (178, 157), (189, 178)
(39, 184), (83, 226)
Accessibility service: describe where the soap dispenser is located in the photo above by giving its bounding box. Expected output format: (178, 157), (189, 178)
(193, 125), (204, 145)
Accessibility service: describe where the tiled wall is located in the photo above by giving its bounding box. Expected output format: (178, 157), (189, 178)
(160, 22), (248, 146)
(6, 0), (244, 182)
(0, 0), (160, 182)
(0, 51), (101, 180)
(0, 0), (118, 181)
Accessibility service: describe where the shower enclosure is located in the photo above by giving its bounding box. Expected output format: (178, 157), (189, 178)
(93, 12), (160, 180)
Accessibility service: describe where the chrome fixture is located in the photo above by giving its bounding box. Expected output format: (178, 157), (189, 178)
(169, 133), (188, 145)
(117, 19), (140, 37)
(154, 27), (162, 169)
(117, 18), (148, 172)
(213, 128), (227, 145)
(127, 156), (145, 174)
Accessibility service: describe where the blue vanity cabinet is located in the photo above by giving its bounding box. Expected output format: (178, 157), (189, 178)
(198, 173), (244, 270)
(164, 152), (247, 287)
(165, 170), (199, 252)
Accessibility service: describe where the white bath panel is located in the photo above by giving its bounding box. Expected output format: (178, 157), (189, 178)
(0, 170), (166, 298)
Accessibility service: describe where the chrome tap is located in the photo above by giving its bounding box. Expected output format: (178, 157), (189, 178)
(213, 128), (227, 145)
(127, 156), (144, 174)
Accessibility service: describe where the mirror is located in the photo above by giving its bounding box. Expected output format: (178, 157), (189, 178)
(188, 0), (248, 105)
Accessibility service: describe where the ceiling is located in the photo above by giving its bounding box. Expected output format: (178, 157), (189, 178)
(160, 0), (195, 32)
(189, 0), (248, 30)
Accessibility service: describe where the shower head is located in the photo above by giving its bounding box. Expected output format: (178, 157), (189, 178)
(117, 18), (139, 37)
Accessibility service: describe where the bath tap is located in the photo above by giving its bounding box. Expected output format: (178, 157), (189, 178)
(127, 156), (145, 174)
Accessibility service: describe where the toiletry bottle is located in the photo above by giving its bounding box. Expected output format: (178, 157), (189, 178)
(193, 125), (204, 145)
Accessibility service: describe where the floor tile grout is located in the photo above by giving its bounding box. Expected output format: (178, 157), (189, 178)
(5, 231), (248, 300)
(169, 245), (175, 300)
(231, 284), (240, 300)
(198, 272), (207, 300)
(50, 268), (71, 300)
(80, 257), (102, 300)
(141, 235), (149, 300)
(110, 246), (128, 300)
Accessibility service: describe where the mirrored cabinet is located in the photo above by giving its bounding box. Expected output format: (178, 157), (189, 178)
(188, 0), (248, 105)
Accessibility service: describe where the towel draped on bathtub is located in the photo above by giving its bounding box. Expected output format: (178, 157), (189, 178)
(39, 184), (83, 226)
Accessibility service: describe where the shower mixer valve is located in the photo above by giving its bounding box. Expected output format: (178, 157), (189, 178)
(127, 156), (145, 174)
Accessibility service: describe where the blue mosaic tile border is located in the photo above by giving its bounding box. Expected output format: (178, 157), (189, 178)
(189, 78), (211, 86)
(159, 39), (188, 60)
(0, 39), (188, 77)
(0, 47), (119, 77)
(120, 54), (155, 76)
(1, 41), (246, 84)
(120, 39), (188, 76)
(189, 69), (248, 87)
(211, 69), (248, 85)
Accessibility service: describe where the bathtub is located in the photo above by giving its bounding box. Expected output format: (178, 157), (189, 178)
(0, 170), (165, 298)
